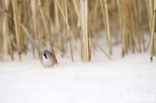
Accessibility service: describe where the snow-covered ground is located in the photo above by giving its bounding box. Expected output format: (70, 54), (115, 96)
(0, 45), (156, 103)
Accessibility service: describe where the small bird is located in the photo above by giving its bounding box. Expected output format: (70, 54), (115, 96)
(40, 50), (58, 67)
(21, 24), (58, 67)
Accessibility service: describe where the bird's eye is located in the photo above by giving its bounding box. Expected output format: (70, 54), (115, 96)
(43, 53), (47, 59)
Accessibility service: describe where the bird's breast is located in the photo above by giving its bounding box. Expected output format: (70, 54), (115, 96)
(41, 56), (57, 67)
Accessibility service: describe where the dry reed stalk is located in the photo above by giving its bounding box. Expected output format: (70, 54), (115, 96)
(134, 0), (142, 53)
(18, 0), (25, 53)
(65, 0), (74, 61)
(117, 0), (122, 34)
(91, 0), (99, 35)
(80, 0), (85, 61)
(128, 5), (135, 53)
(99, 1), (106, 34)
(46, 1), (54, 51)
(117, 0), (127, 51)
(120, 0), (134, 56)
(21, 24), (42, 51)
(54, 0), (60, 39)
(127, 1), (135, 53)
(53, 47), (71, 59)
(104, 0), (112, 55)
(12, 0), (22, 61)
(138, 0), (146, 51)
(72, 0), (84, 61)
(31, 0), (40, 58)
(144, 0), (153, 52)
(100, 0), (112, 55)
(126, 0), (136, 53)
(80, 0), (90, 61)
(84, 0), (90, 61)
(38, 0), (49, 36)
(72, 0), (81, 27)
(97, 43), (111, 60)
(121, 0), (128, 57)
(38, 0), (57, 54)
(55, 0), (81, 58)
(2, 0), (9, 56)
(22, 23), (70, 59)
(137, 0), (143, 52)
(148, 0), (154, 30)
(8, 34), (14, 60)
(154, 0), (156, 53)
(150, 0), (156, 61)
(54, 1), (66, 55)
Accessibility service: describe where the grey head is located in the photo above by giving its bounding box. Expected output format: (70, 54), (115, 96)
(43, 50), (51, 59)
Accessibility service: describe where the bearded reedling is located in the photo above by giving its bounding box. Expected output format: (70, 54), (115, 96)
(40, 50), (58, 67)
(21, 24), (58, 67)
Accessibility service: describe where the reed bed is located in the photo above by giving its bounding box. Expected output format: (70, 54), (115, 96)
(0, 0), (155, 62)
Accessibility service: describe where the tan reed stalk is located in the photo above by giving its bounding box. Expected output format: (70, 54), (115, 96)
(121, 0), (127, 57)
(148, 0), (153, 30)
(38, 0), (57, 53)
(137, 0), (144, 52)
(129, 6), (136, 53)
(144, 0), (153, 52)
(91, 0), (99, 35)
(18, 0), (25, 53)
(117, 0), (122, 34)
(138, 0), (146, 51)
(54, 0), (60, 36)
(154, 0), (156, 53)
(55, 0), (81, 58)
(38, 0), (49, 36)
(59, 1), (65, 57)
(84, 0), (90, 61)
(97, 43), (111, 60)
(72, 0), (81, 27)
(46, 1), (54, 51)
(21, 24), (42, 51)
(150, 0), (156, 62)
(126, 6), (133, 53)
(80, 0), (85, 61)
(72, 0), (84, 61)
(31, 0), (40, 58)
(1, 0), (9, 56)
(8, 34), (14, 60)
(100, 0), (112, 55)
(22, 23), (70, 59)
(104, 0), (112, 55)
(117, 0), (127, 50)
(65, 0), (74, 61)
(128, 0), (135, 53)
(127, 1), (134, 53)
(134, 0), (142, 53)
(12, 0), (22, 60)
(120, 0), (134, 56)
(80, 0), (86, 61)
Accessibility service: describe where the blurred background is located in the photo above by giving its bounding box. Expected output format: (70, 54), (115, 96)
(0, 0), (155, 61)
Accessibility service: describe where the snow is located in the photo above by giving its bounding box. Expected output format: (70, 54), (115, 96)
(0, 45), (156, 103)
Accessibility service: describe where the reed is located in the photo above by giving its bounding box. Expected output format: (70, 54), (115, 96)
(0, 0), (155, 62)
(150, 0), (156, 61)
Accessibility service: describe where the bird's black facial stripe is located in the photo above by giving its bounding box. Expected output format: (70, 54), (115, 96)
(44, 53), (47, 59)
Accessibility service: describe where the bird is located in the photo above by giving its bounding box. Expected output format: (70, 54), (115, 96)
(21, 24), (58, 67)
(40, 50), (58, 67)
